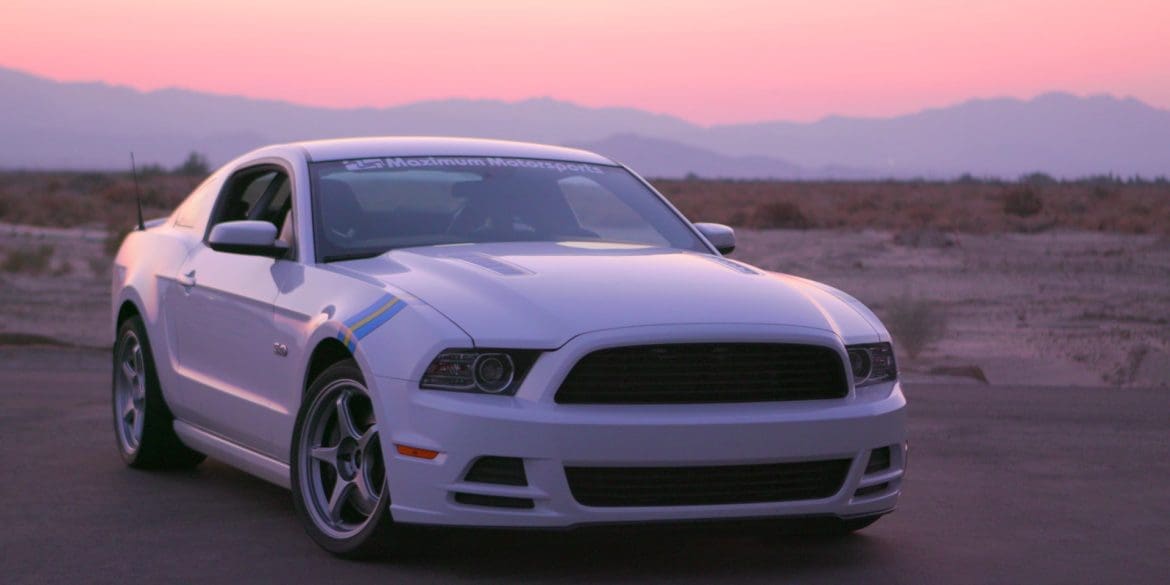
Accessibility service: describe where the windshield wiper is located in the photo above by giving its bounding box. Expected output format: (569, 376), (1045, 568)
(322, 250), (387, 263)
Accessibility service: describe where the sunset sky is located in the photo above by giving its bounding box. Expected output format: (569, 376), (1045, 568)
(1, 0), (1166, 124)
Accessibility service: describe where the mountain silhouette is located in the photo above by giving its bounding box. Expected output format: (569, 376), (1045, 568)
(2, 66), (1167, 178)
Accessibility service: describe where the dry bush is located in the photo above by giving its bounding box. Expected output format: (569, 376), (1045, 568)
(2, 244), (55, 274)
(1002, 186), (1044, 217)
(750, 200), (810, 229)
(891, 227), (958, 248)
(655, 178), (1169, 236)
(880, 294), (948, 359)
(0, 171), (199, 229)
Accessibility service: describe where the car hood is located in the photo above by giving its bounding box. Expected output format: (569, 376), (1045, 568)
(338, 241), (883, 348)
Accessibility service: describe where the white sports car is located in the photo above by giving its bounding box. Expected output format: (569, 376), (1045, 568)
(111, 137), (907, 557)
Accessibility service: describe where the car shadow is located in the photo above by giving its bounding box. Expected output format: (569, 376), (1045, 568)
(383, 517), (895, 581)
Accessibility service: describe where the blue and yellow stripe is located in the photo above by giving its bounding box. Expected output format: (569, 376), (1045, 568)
(336, 294), (406, 352)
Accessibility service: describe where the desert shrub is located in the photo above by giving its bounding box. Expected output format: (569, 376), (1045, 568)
(891, 227), (957, 248)
(174, 151), (211, 177)
(1003, 187), (1043, 217)
(750, 200), (810, 229)
(904, 203), (937, 227)
(2, 244), (55, 274)
(1020, 172), (1057, 186)
(881, 294), (948, 358)
(137, 163), (167, 177)
(68, 172), (114, 193)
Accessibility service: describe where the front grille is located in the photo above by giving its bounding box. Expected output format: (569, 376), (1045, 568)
(565, 459), (852, 507)
(555, 343), (848, 404)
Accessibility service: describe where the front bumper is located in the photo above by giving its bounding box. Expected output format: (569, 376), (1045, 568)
(373, 325), (908, 528)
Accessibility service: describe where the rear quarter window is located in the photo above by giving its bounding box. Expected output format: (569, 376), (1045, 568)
(174, 172), (225, 231)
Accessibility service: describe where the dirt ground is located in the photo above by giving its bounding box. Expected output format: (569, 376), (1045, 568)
(1, 223), (1167, 388)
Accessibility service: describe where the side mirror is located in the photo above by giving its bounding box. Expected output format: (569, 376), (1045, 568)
(208, 220), (288, 258)
(694, 222), (736, 254)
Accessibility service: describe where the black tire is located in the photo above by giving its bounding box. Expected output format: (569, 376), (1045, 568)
(112, 314), (205, 469)
(290, 360), (398, 559)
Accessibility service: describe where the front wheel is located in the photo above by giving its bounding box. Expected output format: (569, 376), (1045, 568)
(290, 360), (397, 558)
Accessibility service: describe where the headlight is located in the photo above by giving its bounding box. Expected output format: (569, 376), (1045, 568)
(846, 343), (897, 387)
(420, 349), (538, 395)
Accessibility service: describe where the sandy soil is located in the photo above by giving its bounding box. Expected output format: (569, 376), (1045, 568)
(736, 229), (1170, 388)
(2, 224), (1166, 388)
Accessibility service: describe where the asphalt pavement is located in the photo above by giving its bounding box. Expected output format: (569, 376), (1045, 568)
(1, 348), (1167, 584)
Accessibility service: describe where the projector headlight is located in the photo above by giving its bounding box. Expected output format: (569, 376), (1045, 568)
(420, 349), (538, 395)
(846, 342), (897, 387)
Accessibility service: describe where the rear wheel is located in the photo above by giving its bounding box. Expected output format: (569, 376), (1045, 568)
(291, 360), (397, 558)
(112, 315), (205, 469)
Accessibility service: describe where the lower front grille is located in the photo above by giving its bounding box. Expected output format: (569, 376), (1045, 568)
(565, 459), (852, 507)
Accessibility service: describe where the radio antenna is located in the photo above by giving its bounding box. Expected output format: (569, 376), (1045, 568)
(130, 152), (145, 231)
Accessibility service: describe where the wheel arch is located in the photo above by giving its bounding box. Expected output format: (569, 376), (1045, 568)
(116, 300), (141, 329)
(303, 338), (356, 393)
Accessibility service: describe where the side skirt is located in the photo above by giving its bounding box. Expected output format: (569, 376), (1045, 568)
(173, 420), (291, 489)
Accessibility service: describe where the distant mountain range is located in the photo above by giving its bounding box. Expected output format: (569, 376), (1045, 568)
(2, 65), (1168, 178)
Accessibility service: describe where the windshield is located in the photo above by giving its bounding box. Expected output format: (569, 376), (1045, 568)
(309, 156), (709, 261)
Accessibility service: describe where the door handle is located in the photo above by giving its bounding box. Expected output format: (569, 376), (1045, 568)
(178, 270), (197, 288)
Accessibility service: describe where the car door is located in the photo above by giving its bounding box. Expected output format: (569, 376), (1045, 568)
(168, 164), (295, 458)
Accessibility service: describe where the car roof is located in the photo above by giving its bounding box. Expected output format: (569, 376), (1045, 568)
(287, 137), (617, 166)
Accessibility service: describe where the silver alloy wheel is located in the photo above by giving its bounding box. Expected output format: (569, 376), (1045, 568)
(113, 330), (147, 455)
(298, 379), (385, 540)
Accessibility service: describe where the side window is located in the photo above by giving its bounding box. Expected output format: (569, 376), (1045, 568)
(208, 166), (296, 254)
(213, 170), (277, 226)
(174, 171), (225, 230)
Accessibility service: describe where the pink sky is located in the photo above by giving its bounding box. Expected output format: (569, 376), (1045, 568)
(1, 0), (1167, 124)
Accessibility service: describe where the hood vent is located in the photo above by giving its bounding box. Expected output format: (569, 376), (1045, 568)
(445, 252), (532, 276)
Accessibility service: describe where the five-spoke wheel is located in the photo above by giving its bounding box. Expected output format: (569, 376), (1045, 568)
(291, 360), (397, 557)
